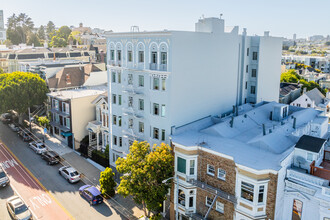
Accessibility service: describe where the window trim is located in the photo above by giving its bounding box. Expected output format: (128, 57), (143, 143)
(207, 164), (215, 176)
(217, 168), (226, 181)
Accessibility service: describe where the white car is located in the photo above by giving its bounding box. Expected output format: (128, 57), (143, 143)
(59, 166), (81, 183)
(28, 141), (47, 154)
(6, 196), (32, 220)
(8, 123), (20, 132)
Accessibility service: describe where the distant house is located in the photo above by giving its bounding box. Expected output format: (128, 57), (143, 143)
(290, 88), (330, 112)
(279, 82), (301, 104)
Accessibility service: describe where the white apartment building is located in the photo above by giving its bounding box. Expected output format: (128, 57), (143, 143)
(106, 17), (282, 170)
(0, 10), (6, 42)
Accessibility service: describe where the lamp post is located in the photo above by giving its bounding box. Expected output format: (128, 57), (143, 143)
(162, 175), (179, 220)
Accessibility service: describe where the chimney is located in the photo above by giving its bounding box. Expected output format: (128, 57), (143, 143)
(264, 31), (270, 37)
(303, 87), (307, 93)
(262, 124), (266, 136)
(230, 116), (234, 128)
(293, 117), (297, 129)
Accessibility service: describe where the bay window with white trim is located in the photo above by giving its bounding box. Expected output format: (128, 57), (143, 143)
(175, 152), (198, 180)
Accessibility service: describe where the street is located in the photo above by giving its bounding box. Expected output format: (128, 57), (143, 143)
(0, 122), (124, 220)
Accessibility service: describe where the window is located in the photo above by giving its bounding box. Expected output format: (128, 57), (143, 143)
(252, 69), (257, 77)
(251, 86), (256, 94)
(216, 201), (224, 213)
(139, 122), (144, 133)
(161, 104), (166, 117)
(138, 75), (144, 87)
(66, 118), (70, 129)
(253, 52), (258, 60)
(205, 197), (213, 207)
(207, 164), (215, 176)
(113, 115), (117, 125)
(128, 96), (133, 107)
(307, 152), (313, 161)
(241, 181), (254, 202)
(128, 50), (132, 62)
(112, 153), (116, 162)
(110, 50), (114, 60)
(189, 195), (194, 208)
(112, 94), (116, 104)
(112, 72), (116, 83)
(247, 48), (249, 56)
(245, 81), (247, 89)
(292, 199), (303, 220)
(177, 157), (186, 174)
(307, 104), (311, 108)
(161, 129), (165, 141)
(118, 116), (122, 127)
(217, 168), (226, 181)
(113, 135), (117, 145)
(128, 118), (133, 129)
(162, 78), (166, 91)
(178, 190), (185, 206)
(118, 95), (122, 105)
(119, 137), (122, 147)
(153, 78), (159, 90)
(106, 115), (109, 127)
(153, 103), (159, 115)
(139, 99), (144, 111)
(246, 65), (248, 73)
(153, 127), (159, 139)
(258, 186), (264, 203)
(118, 72), (121, 83)
(137, 50), (144, 63)
(151, 52), (157, 63)
(161, 52), (167, 64)
(117, 50), (121, 61)
(128, 74), (133, 85)
(189, 160), (195, 175)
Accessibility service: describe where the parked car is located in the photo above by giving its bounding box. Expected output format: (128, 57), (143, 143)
(18, 131), (32, 142)
(28, 141), (47, 154)
(0, 113), (12, 124)
(41, 151), (61, 165)
(58, 166), (81, 183)
(79, 185), (103, 205)
(8, 123), (20, 132)
(6, 196), (32, 220)
(0, 166), (10, 187)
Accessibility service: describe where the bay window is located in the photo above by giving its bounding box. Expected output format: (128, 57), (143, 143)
(177, 157), (186, 174)
(241, 181), (254, 202)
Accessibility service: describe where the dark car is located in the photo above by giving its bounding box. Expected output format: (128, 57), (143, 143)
(0, 113), (12, 124)
(18, 131), (32, 142)
(41, 151), (61, 165)
(79, 185), (103, 205)
(0, 167), (10, 188)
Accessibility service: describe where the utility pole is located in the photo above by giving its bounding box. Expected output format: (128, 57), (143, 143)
(28, 107), (31, 131)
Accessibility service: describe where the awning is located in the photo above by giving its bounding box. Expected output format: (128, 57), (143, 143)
(61, 132), (72, 137)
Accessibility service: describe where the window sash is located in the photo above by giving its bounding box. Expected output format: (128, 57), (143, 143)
(207, 164), (215, 175)
(161, 52), (167, 64)
(128, 51), (132, 62)
(190, 160), (195, 175)
(205, 197), (213, 207)
(177, 157), (186, 174)
(138, 51), (144, 62)
(139, 122), (144, 133)
(217, 168), (226, 180)
(139, 99), (144, 110)
(241, 181), (254, 202)
(138, 75), (144, 87)
(216, 201), (224, 213)
(153, 78), (159, 90)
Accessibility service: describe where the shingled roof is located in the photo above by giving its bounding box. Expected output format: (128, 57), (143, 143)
(295, 135), (326, 153)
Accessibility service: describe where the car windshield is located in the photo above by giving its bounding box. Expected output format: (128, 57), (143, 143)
(0, 171), (6, 178)
(15, 204), (28, 215)
(70, 171), (79, 176)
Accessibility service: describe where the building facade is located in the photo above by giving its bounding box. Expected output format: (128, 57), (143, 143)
(170, 101), (329, 220)
(106, 17), (282, 173)
(0, 10), (6, 43)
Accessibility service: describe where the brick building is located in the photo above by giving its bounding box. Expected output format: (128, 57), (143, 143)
(169, 101), (329, 219)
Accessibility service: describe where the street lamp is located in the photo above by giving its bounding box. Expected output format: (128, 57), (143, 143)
(162, 175), (179, 220)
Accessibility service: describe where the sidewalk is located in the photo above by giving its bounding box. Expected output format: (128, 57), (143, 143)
(29, 123), (145, 220)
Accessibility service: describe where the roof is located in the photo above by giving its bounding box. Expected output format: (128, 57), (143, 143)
(295, 135), (326, 153)
(280, 83), (301, 97)
(305, 88), (325, 106)
(86, 186), (101, 196)
(47, 86), (107, 100)
(172, 102), (326, 171)
(83, 71), (107, 87)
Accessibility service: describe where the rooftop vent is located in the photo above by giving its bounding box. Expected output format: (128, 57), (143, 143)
(272, 104), (289, 122)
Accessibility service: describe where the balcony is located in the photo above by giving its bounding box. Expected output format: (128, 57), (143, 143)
(122, 107), (144, 119)
(122, 84), (144, 95)
(50, 108), (70, 117)
(159, 64), (167, 71)
(310, 150), (330, 181)
(150, 63), (157, 70)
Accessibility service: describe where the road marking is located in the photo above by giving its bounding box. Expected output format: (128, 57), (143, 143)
(29, 193), (52, 210)
(0, 143), (74, 219)
(0, 158), (18, 169)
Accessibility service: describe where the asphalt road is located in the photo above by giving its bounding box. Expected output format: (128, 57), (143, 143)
(0, 122), (124, 220)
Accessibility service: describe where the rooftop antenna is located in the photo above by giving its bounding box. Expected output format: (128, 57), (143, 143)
(220, 13), (223, 19)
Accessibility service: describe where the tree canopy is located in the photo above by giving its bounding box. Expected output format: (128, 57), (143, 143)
(37, 25), (46, 40)
(27, 32), (41, 46)
(0, 72), (48, 122)
(6, 13), (34, 45)
(99, 167), (116, 198)
(49, 26), (72, 47)
(116, 141), (174, 218)
(46, 21), (56, 40)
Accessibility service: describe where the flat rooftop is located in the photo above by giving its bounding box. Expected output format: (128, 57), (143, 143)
(47, 86), (107, 100)
(172, 102), (327, 171)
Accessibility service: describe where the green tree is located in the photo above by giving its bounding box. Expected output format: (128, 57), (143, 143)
(6, 13), (34, 45)
(56, 26), (71, 40)
(37, 116), (49, 128)
(280, 69), (300, 83)
(0, 72), (48, 124)
(116, 141), (174, 218)
(27, 32), (41, 46)
(49, 26), (72, 47)
(46, 21), (55, 40)
(68, 31), (81, 45)
(99, 167), (116, 198)
(49, 35), (67, 47)
(37, 25), (46, 40)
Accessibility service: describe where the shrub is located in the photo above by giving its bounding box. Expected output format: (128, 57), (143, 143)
(99, 167), (116, 198)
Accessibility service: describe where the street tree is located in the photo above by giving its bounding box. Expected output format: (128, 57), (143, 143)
(99, 167), (116, 198)
(0, 72), (48, 124)
(116, 141), (174, 218)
